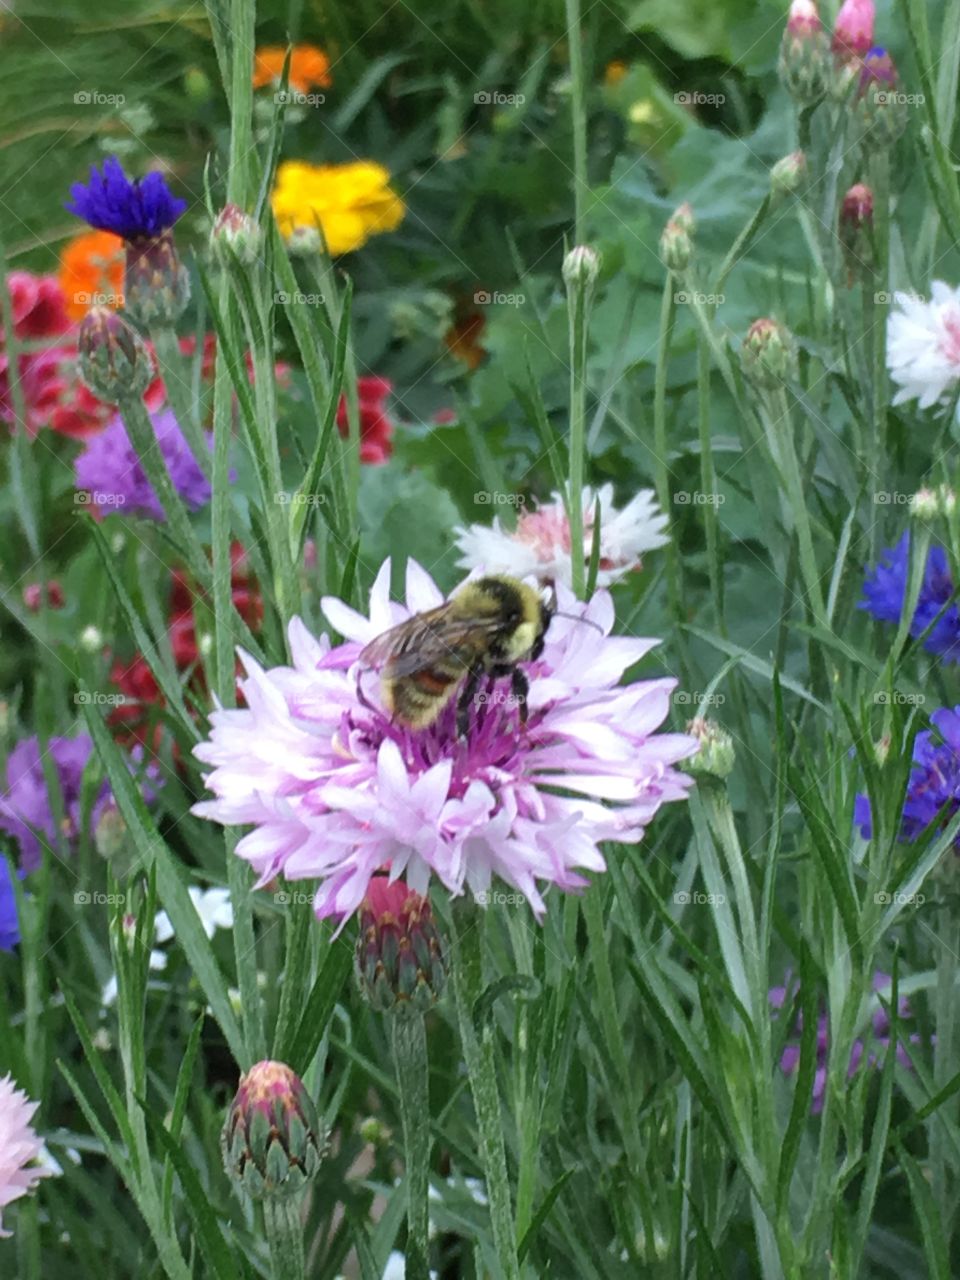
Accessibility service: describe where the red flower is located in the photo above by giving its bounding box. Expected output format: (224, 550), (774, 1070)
(336, 376), (395, 464)
(23, 580), (65, 612)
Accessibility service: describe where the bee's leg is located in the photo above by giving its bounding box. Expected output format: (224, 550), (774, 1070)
(510, 667), (530, 725)
(457, 665), (484, 738)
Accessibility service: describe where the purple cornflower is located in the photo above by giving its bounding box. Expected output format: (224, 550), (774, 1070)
(861, 531), (960, 661)
(771, 972), (918, 1112)
(66, 157), (186, 241)
(0, 861), (19, 952)
(856, 706), (960, 846)
(0, 735), (114, 872)
(192, 560), (697, 923)
(74, 408), (213, 521)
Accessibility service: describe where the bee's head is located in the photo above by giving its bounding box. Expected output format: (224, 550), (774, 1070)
(537, 579), (603, 649)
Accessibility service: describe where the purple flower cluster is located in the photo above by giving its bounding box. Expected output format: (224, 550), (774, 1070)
(67, 157), (186, 241)
(856, 706), (960, 847)
(770, 972), (919, 1112)
(0, 735), (112, 872)
(74, 408), (213, 521)
(861, 531), (960, 661)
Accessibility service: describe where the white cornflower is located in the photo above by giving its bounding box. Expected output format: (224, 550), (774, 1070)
(887, 282), (960, 410)
(454, 485), (669, 588)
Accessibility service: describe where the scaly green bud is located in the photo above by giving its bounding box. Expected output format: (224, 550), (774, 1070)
(855, 49), (907, 147)
(839, 183), (875, 282)
(659, 203), (695, 272)
(355, 878), (446, 1016)
(210, 204), (264, 267)
(124, 231), (191, 327)
(562, 244), (601, 290)
(770, 151), (807, 202)
(685, 717), (736, 780)
(221, 1060), (326, 1200)
(779, 0), (830, 106)
(77, 306), (153, 401)
(741, 317), (797, 390)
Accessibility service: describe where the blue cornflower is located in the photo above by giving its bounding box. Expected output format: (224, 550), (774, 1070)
(67, 156), (187, 240)
(856, 706), (960, 847)
(0, 860), (19, 952)
(861, 531), (960, 662)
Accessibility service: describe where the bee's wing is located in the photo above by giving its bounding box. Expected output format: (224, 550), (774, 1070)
(359, 605), (497, 678)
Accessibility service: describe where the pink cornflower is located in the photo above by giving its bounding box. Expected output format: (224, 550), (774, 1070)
(192, 559), (695, 921)
(0, 1075), (50, 1236)
(832, 0), (875, 61)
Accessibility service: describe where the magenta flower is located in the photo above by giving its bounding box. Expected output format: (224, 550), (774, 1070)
(832, 0), (875, 61)
(192, 560), (696, 922)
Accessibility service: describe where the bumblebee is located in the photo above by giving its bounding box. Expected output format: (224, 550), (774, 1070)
(359, 575), (553, 737)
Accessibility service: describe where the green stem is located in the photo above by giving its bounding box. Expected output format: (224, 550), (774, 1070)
(696, 330), (723, 632)
(227, 0), (256, 207)
(451, 901), (520, 1280)
(152, 326), (212, 482)
(564, 0), (587, 241)
(392, 1015), (432, 1280)
(263, 1196), (306, 1280)
(564, 265), (592, 600)
(115, 394), (211, 586)
(654, 278), (681, 621)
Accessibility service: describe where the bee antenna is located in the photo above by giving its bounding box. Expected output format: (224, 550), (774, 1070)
(551, 609), (604, 634)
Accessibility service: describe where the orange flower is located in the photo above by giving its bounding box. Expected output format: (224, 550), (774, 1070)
(604, 60), (629, 85)
(253, 44), (331, 94)
(58, 230), (124, 321)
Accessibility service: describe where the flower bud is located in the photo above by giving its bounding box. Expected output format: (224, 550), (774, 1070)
(124, 231), (191, 327)
(741, 318), (797, 390)
(562, 245), (601, 290)
(659, 203), (695, 272)
(286, 225), (323, 257)
(78, 307), (153, 401)
(911, 484), (956, 519)
(94, 804), (128, 862)
(770, 151), (807, 202)
(210, 204), (264, 267)
(78, 625), (104, 653)
(855, 48), (907, 146)
(221, 1060), (326, 1200)
(23, 580), (65, 612)
(779, 0), (830, 105)
(832, 0), (875, 63)
(355, 878), (446, 1016)
(685, 717), (736, 780)
(839, 182), (875, 281)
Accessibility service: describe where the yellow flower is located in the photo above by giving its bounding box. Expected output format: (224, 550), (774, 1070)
(271, 160), (405, 256)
